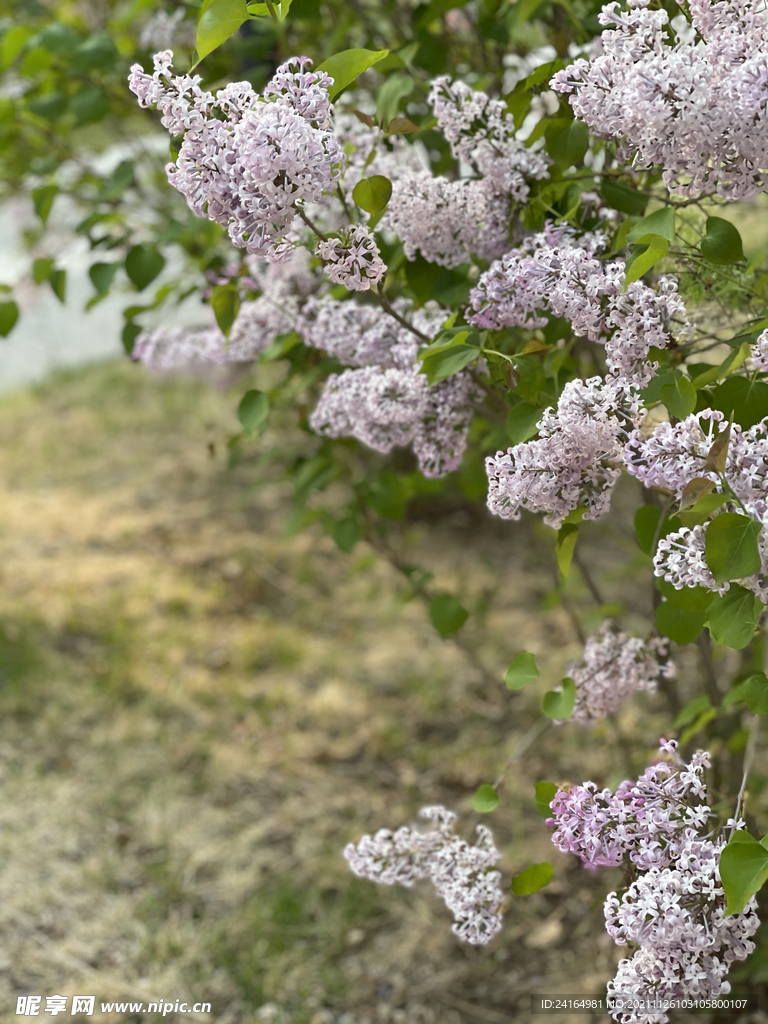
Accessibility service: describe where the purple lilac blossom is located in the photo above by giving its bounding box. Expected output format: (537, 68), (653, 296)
(548, 742), (759, 1022)
(551, 0), (768, 200)
(316, 225), (386, 290)
(344, 806), (504, 946)
(468, 226), (688, 387)
(485, 375), (642, 528)
(129, 53), (344, 260)
(626, 410), (768, 597)
(568, 623), (673, 725)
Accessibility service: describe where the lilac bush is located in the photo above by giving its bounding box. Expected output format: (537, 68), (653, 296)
(107, 0), (768, 1013)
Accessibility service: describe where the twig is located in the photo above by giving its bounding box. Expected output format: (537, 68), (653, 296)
(297, 208), (329, 242)
(375, 284), (430, 342)
(734, 715), (760, 826)
(573, 549), (605, 606)
(697, 632), (721, 706)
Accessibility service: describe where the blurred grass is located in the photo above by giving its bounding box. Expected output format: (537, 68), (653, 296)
(0, 358), (730, 1024)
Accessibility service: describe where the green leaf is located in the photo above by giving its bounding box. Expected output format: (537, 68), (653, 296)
(376, 73), (414, 127)
(27, 92), (68, 123)
(535, 781), (558, 818)
(511, 862), (553, 896)
(0, 301), (19, 337)
(625, 236), (669, 286)
(542, 677), (575, 720)
(599, 180), (647, 216)
(710, 377), (768, 430)
(679, 492), (729, 528)
(701, 216), (745, 266)
(660, 376), (696, 419)
(504, 651), (538, 690)
(210, 283), (240, 337)
(71, 31), (117, 71)
(88, 262), (120, 295)
(70, 85), (110, 125)
(705, 513), (762, 583)
(317, 49), (389, 100)
(707, 584), (763, 649)
(32, 185), (57, 225)
(655, 601), (706, 645)
(332, 517), (360, 553)
(386, 116), (420, 134)
(420, 345), (479, 385)
(48, 269), (66, 303)
(744, 673), (768, 714)
(634, 506), (681, 556)
(237, 389), (270, 436)
(196, 0), (248, 61)
(545, 119), (589, 167)
(512, 355), (546, 403)
(720, 831), (768, 915)
(351, 175), (392, 228)
(627, 208), (676, 244)
(655, 577), (714, 611)
(471, 784), (499, 813)
(507, 402), (541, 444)
(122, 322), (142, 356)
(556, 524), (578, 581)
(673, 694), (712, 729)
(38, 22), (80, 55)
(32, 257), (54, 284)
(429, 592), (468, 637)
(125, 246), (165, 291)
(367, 470), (407, 519)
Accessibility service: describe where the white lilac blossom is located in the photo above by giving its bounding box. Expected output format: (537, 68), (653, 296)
(310, 365), (478, 478)
(428, 76), (550, 198)
(298, 297), (477, 476)
(129, 53), (344, 260)
(485, 376), (641, 528)
(569, 623), (673, 725)
(386, 173), (510, 268)
(468, 226), (688, 386)
(626, 410), (768, 597)
(316, 225), (386, 290)
(381, 78), (550, 268)
(751, 328), (768, 372)
(551, 0), (768, 200)
(134, 248), (316, 370)
(296, 295), (440, 368)
(138, 8), (195, 52)
(548, 742), (759, 1022)
(344, 806), (504, 946)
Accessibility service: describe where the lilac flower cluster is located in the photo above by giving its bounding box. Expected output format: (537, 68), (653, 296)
(133, 249), (317, 370)
(344, 805), (504, 946)
(315, 225), (386, 290)
(569, 623), (674, 725)
(625, 409), (768, 596)
(751, 328), (768, 372)
(548, 742), (759, 1020)
(384, 77), (550, 268)
(298, 297), (478, 477)
(485, 375), (641, 528)
(129, 52), (343, 260)
(551, 0), (768, 200)
(468, 225), (688, 386)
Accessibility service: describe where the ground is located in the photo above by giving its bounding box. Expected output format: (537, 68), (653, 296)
(0, 359), (764, 1024)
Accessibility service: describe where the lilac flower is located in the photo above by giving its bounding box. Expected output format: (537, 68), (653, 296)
(316, 225), (386, 290)
(485, 376), (642, 528)
(468, 227), (688, 386)
(569, 623), (674, 725)
(344, 806), (504, 945)
(386, 173), (511, 268)
(751, 329), (768, 372)
(551, 0), (768, 200)
(129, 53), (344, 261)
(549, 743), (759, 1022)
(627, 409), (768, 597)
